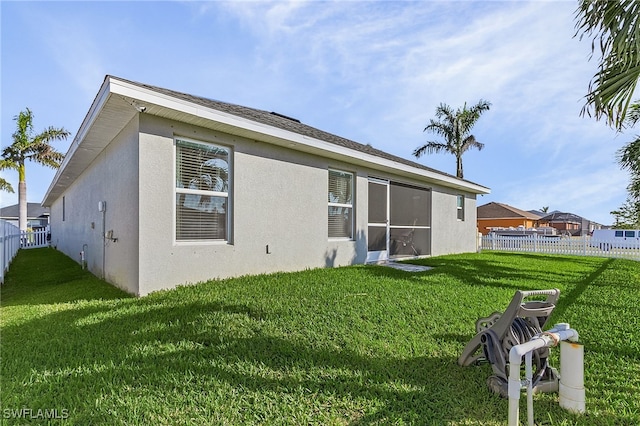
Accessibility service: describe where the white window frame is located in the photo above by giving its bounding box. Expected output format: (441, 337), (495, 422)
(328, 169), (354, 240)
(457, 194), (465, 221)
(174, 137), (231, 243)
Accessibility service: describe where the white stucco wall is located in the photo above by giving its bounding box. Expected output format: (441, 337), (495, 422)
(50, 111), (481, 296)
(49, 116), (140, 294)
(430, 188), (479, 256)
(136, 115), (367, 295)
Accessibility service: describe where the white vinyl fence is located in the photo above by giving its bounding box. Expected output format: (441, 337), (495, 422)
(479, 234), (640, 261)
(1, 221), (50, 284)
(20, 228), (50, 249)
(1, 220), (21, 284)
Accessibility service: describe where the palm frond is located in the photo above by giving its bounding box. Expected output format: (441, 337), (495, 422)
(33, 126), (72, 145)
(0, 158), (18, 171)
(575, 0), (640, 128)
(627, 102), (640, 127)
(460, 135), (484, 154)
(433, 103), (454, 121)
(617, 136), (640, 174)
(424, 120), (454, 140)
(0, 178), (14, 193)
(11, 108), (34, 149)
(413, 141), (449, 158)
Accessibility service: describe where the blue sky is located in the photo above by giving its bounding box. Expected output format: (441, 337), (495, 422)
(1, 1), (634, 225)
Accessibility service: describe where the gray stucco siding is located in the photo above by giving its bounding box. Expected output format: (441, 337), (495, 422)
(136, 115), (364, 295)
(48, 111), (480, 296)
(430, 188), (478, 256)
(50, 116), (140, 294)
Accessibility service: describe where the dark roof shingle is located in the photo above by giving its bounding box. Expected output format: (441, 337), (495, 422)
(0, 203), (50, 218)
(113, 75), (485, 188)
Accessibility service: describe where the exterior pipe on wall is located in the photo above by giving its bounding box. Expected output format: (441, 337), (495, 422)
(507, 323), (580, 426)
(82, 243), (88, 269)
(99, 201), (106, 279)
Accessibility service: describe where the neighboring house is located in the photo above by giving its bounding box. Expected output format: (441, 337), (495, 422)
(0, 203), (50, 229)
(540, 212), (602, 236)
(42, 75), (490, 296)
(477, 202), (547, 235)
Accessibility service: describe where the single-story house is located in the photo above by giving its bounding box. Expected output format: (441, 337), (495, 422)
(43, 75), (490, 296)
(540, 211), (601, 236)
(477, 202), (546, 235)
(0, 203), (50, 230)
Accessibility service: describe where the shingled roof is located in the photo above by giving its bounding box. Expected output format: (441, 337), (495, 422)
(477, 202), (542, 219)
(540, 212), (584, 224)
(44, 75), (490, 205)
(0, 203), (50, 218)
(114, 76), (483, 187)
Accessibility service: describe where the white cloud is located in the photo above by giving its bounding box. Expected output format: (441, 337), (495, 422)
(2, 1), (631, 223)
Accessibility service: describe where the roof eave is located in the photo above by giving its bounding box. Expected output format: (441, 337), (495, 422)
(41, 76), (137, 207)
(110, 78), (489, 194)
(43, 76), (490, 206)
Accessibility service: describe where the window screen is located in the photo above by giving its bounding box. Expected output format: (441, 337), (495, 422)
(175, 138), (230, 241)
(328, 170), (353, 238)
(390, 182), (431, 226)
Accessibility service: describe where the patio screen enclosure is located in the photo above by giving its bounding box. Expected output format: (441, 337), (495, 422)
(367, 179), (431, 260)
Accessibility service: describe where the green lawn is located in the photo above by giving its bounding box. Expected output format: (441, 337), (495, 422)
(1, 248), (639, 425)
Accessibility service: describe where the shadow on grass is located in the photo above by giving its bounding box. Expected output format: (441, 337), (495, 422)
(3, 297), (629, 425)
(1, 248), (131, 306)
(550, 258), (614, 321)
(1, 249), (636, 425)
(398, 252), (614, 294)
(1, 297), (509, 425)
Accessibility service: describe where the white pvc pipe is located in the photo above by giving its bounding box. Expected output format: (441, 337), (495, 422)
(508, 324), (579, 426)
(559, 341), (585, 413)
(508, 333), (556, 426)
(525, 350), (534, 426)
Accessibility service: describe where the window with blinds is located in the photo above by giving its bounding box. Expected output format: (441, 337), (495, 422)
(328, 169), (353, 239)
(175, 138), (230, 241)
(457, 194), (465, 221)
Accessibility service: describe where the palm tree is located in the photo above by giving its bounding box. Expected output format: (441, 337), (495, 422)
(541, 206), (549, 213)
(613, 100), (640, 226)
(413, 99), (491, 179)
(615, 101), (640, 195)
(2, 108), (69, 231)
(575, 1), (640, 129)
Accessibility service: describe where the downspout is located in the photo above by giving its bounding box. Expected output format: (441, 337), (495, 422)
(99, 202), (106, 279)
(102, 208), (106, 279)
(81, 243), (88, 269)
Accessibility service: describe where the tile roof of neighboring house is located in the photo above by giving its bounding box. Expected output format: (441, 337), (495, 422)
(540, 212), (584, 224)
(115, 76), (485, 188)
(477, 202), (543, 220)
(0, 203), (50, 218)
